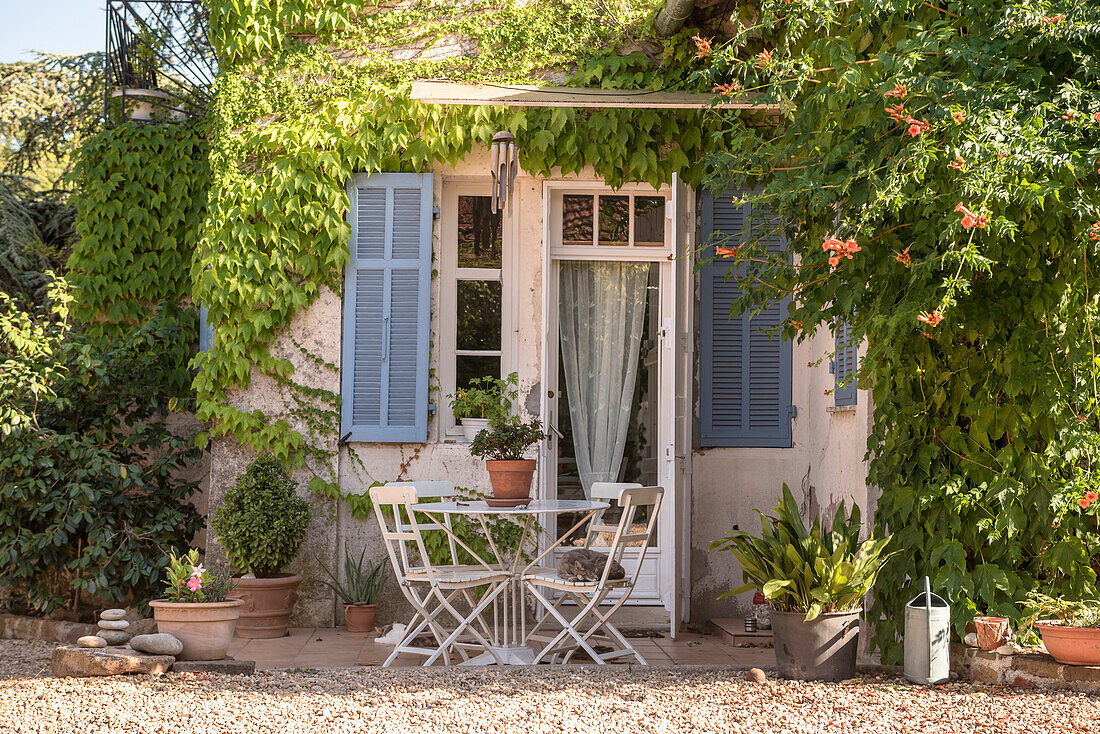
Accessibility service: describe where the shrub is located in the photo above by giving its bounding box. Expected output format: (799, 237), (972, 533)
(213, 454), (311, 577)
(0, 280), (203, 615)
(468, 416), (547, 461)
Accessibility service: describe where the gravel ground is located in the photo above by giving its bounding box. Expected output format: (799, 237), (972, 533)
(2, 639), (1099, 734)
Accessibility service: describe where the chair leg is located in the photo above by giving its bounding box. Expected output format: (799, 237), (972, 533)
(422, 581), (508, 666)
(526, 584), (607, 665)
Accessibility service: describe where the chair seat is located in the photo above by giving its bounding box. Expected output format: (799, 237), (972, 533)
(521, 566), (632, 590)
(406, 565), (511, 585)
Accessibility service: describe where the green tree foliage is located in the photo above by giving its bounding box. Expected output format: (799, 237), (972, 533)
(0, 280), (203, 614)
(0, 53), (104, 187)
(700, 1), (1100, 660)
(0, 175), (75, 308)
(212, 454), (312, 577)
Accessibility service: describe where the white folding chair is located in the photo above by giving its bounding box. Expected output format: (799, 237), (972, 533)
(371, 483), (510, 666)
(522, 484), (663, 664)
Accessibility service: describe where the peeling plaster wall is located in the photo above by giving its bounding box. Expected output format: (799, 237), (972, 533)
(689, 327), (874, 623)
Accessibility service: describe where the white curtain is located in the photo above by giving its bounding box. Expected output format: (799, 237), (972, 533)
(559, 261), (650, 498)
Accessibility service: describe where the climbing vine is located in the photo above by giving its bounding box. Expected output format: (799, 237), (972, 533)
(194, 0), (743, 496)
(698, 0), (1100, 661)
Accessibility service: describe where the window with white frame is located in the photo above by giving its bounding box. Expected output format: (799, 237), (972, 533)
(549, 187), (672, 258)
(439, 182), (512, 438)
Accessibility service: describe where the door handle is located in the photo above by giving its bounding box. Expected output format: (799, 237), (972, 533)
(382, 316), (390, 362)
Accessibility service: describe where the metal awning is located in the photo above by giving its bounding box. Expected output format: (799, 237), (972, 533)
(409, 80), (776, 111)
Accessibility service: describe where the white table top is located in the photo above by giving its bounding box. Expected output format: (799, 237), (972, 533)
(409, 499), (608, 515)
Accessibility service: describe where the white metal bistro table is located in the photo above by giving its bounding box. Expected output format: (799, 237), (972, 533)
(409, 498), (608, 665)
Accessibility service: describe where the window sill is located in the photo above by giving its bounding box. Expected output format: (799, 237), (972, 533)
(827, 405), (857, 414)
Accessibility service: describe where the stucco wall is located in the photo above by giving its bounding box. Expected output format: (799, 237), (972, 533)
(689, 327), (873, 622)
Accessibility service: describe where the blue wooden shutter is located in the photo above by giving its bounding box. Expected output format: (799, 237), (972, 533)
(340, 173), (432, 442)
(832, 320), (858, 407)
(699, 190), (793, 447)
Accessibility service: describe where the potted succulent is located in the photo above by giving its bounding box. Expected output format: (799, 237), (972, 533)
(469, 415), (548, 507)
(316, 542), (387, 633)
(148, 549), (240, 660)
(711, 484), (895, 681)
(447, 372), (516, 441)
(1022, 591), (1100, 665)
(212, 453), (312, 638)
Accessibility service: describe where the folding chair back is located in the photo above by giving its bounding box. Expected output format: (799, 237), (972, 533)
(389, 481), (460, 564)
(586, 482), (642, 546)
(370, 484), (437, 587)
(599, 485), (663, 588)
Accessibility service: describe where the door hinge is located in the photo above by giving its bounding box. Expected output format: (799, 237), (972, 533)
(786, 405), (798, 420)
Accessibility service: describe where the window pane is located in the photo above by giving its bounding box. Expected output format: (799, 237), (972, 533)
(562, 195), (593, 245)
(458, 195), (502, 268)
(456, 355), (500, 390)
(598, 195), (629, 245)
(634, 196), (665, 246)
(456, 280), (502, 350)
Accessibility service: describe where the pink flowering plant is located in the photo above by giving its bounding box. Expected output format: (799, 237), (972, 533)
(162, 549), (234, 603)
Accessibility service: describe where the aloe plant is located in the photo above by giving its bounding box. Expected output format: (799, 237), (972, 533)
(316, 543), (387, 606)
(711, 484), (895, 620)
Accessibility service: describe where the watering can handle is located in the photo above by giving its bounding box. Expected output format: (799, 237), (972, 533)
(925, 576), (933, 681)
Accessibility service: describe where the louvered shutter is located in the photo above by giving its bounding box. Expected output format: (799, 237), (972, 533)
(699, 191), (793, 447)
(340, 173), (432, 442)
(832, 320), (858, 407)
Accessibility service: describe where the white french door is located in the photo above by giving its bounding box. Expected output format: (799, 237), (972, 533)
(538, 182), (679, 616)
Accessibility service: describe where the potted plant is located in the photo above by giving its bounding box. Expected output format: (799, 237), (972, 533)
(148, 549), (241, 660)
(212, 453), (312, 638)
(469, 416), (548, 507)
(447, 372), (516, 441)
(1022, 591), (1100, 665)
(316, 542), (387, 633)
(711, 484), (895, 681)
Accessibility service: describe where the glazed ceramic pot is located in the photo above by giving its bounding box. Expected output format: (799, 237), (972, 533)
(1035, 622), (1100, 665)
(460, 418), (491, 442)
(343, 603), (377, 633)
(484, 459), (536, 507)
(149, 599), (242, 660)
(229, 573), (302, 639)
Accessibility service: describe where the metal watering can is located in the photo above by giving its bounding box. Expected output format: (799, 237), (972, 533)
(904, 577), (951, 685)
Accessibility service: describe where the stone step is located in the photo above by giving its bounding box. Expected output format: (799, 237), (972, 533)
(709, 618), (774, 647)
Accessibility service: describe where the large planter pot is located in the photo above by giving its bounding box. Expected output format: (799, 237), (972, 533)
(460, 418), (491, 442)
(1035, 622), (1100, 665)
(771, 608), (860, 682)
(343, 603), (377, 633)
(148, 599), (242, 661)
(228, 573), (302, 639)
(484, 459), (536, 507)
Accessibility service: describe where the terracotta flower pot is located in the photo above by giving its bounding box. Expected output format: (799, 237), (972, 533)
(974, 616), (1010, 651)
(485, 459), (536, 507)
(1035, 622), (1100, 665)
(228, 573), (302, 639)
(149, 599), (242, 661)
(343, 603), (377, 633)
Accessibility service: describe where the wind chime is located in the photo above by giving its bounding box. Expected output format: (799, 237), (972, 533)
(489, 130), (518, 214)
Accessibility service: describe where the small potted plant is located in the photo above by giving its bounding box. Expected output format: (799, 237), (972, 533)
(447, 373), (516, 441)
(1022, 591), (1100, 665)
(316, 542), (387, 633)
(711, 484), (895, 681)
(212, 453), (312, 638)
(149, 549), (240, 660)
(469, 415), (548, 507)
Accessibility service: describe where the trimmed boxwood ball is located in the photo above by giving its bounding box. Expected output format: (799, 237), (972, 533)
(213, 454), (312, 578)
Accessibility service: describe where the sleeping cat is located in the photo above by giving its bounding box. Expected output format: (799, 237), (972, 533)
(557, 548), (626, 582)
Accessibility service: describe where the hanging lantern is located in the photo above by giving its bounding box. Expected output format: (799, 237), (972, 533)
(489, 131), (517, 214)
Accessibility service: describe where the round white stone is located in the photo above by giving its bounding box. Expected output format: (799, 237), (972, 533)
(76, 636), (107, 648)
(97, 619), (130, 630)
(99, 608), (127, 621)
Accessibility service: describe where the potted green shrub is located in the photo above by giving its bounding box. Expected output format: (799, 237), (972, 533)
(316, 542), (387, 633)
(469, 416), (548, 507)
(447, 372), (516, 441)
(212, 453), (312, 639)
(711, 485), (895, 681)
(1021, 591), (1100, 665)
(149, 549), (240, 660)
